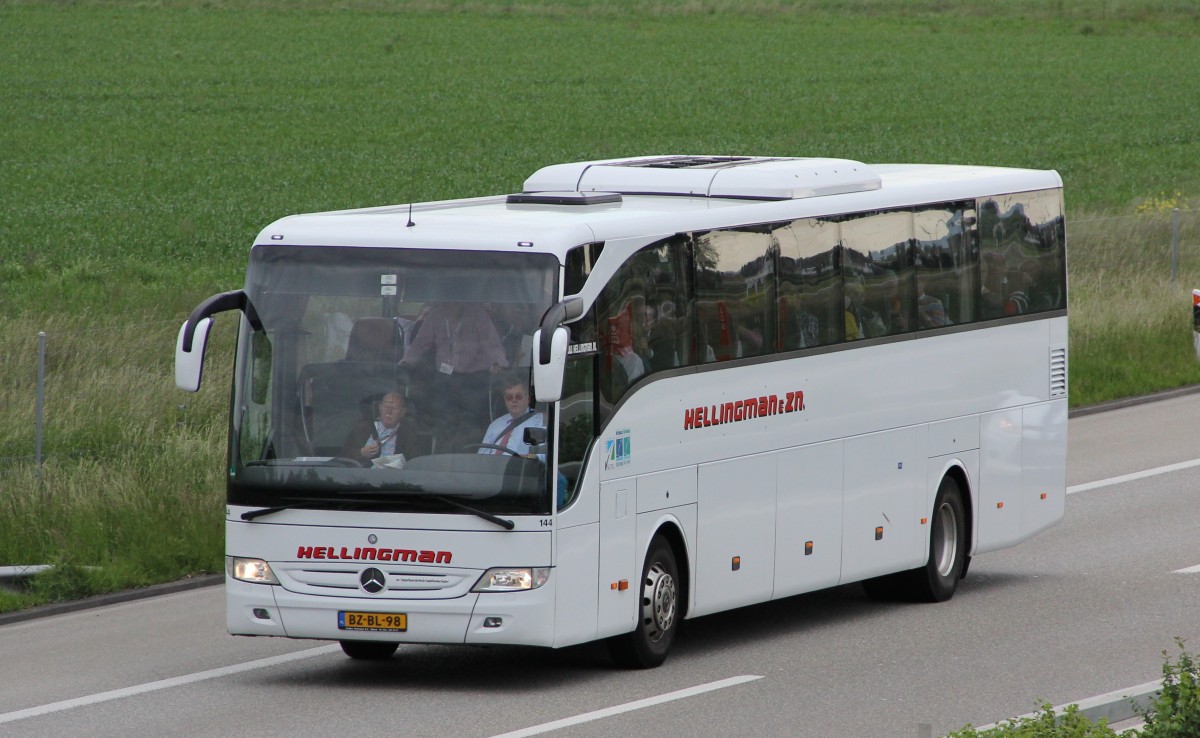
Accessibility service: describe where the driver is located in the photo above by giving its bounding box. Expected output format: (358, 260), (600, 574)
(478, 376), (543, 458)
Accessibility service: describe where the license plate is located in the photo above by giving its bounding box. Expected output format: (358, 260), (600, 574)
(338, 611), (407, 632)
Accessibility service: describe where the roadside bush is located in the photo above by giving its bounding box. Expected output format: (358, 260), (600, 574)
(945, 642), (1200, 738)
(1139, 640), (1200, 738)
(944, 704), (1122, 738)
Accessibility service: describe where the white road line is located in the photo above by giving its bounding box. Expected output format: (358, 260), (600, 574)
(1067, 458), (1200, 494)
(488, 674), (764, 738)
(1173, 564), (1200, 574)
(0, 644), (340, 725)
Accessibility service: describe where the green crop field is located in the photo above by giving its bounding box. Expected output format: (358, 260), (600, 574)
(2, 0), (1199, 609)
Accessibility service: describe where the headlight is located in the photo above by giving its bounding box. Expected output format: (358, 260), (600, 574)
(471, 567), (550, 592)
(227, 556), (279, 585)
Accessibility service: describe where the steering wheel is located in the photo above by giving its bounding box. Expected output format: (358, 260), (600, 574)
(462, 443), (522, 457)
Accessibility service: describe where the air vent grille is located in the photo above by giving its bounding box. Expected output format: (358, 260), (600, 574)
(1049, 347), (1067, 398)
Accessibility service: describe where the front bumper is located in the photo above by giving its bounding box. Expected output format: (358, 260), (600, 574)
(226, 574), (558, 647)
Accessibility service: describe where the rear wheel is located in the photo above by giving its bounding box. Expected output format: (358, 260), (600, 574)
(339, 640), (399, 660)
(917, 476), (967, 602)
(608, 536), (680, 669)
(862, 475), (966, 602)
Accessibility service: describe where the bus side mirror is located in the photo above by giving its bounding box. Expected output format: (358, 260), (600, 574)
(174, 289), (259, 392)
(176, 317), (213, 392)
(532, 326), (569, 403)
(532, 297), (583, 403)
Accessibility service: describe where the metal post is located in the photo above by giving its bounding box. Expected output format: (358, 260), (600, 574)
(1172, 207), (1181, 282)
(35, 331), (46, 469)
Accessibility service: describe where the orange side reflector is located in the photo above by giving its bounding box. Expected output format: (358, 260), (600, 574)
(617, 579), (629, 591)
(920, 517), (928, 525)
(996, 501), (1004, 509)
(731, 556), (741, 571)
(610, 582), (618, 590)
(1041, 493), (1048, 500)
(875, 527), (884, 540)
(804, 541), (814, 555)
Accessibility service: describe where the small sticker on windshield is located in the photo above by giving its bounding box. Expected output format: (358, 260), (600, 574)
(381, 286), (397, 296)
(381, 274), (397, 285)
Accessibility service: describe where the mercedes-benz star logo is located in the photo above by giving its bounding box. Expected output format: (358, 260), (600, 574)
(359, 567), (386, 594)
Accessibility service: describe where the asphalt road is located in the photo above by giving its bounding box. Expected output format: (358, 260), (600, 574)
(2, 394), (1199, 737)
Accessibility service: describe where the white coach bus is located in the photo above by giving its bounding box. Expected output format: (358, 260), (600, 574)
(176, 155), (1067, 668)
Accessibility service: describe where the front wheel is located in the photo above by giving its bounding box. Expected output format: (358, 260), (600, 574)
(339, 640), (399, 660)
(608, 536), (680, 669)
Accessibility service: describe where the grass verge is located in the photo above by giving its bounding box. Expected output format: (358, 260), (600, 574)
(1, 1), (1199, 608)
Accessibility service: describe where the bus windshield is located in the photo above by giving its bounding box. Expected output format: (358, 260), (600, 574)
(228, 245), (560, 517)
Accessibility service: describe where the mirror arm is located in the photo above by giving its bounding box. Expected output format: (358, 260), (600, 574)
(537, 297), (583, 364)
(182, 290), (261, 351)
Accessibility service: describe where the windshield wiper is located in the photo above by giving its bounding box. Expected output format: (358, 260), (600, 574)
(240, 495), (515, 529)
(241, 498), (352, 521)
(431, 496), (515, 531)
(335, 489), (517, 530)
(242, 506), (290, 521)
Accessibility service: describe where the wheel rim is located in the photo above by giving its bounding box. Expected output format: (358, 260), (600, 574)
(641, 561), (677, 643)
(934, 500), (959, 578)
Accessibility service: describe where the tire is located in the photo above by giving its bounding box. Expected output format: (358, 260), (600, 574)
(916, 475), (967, 602)
(608, 536), (680, 669)
(339, 640), (399, 660)
(862, 475), (966, 603)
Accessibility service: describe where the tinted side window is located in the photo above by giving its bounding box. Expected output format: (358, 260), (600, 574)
(840, 210), (915, 339)
(913, 202), (978, 328)
(775, 217), (842, 348)
(596, 237), (691, 404)
(694, 227), (776, 363)
(979, 190), (1066, 319)
(565, 242), (604, 296)
(558, 309), (597, 508)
